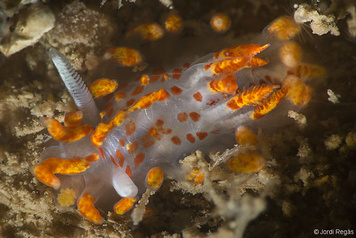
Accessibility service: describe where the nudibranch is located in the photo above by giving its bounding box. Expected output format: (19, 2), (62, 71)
(33, 16), (324, 224)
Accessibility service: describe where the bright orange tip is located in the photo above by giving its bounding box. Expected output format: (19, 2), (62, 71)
(33, 154), (99, 189)
(77, 193), (103, 224)
(89, 78), (118, 98)
(114, 197), (136, 215)
(146, 167), (164, 190)
(214, 44), (269, 59)
(227, 153), (266, 173)
(64, 111), (83, 127)
(210, 13), (231, 33)
(105, 47), (143, 66)
(43, 117), (94, 143)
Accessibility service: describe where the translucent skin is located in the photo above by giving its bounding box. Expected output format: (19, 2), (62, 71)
(33, 16), (323, 223)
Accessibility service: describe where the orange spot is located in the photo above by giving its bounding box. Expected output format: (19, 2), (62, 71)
(226, 85), (280, 111)
(131, 86), (144, 96)
(105, 47), (143, 66)
(115, 92), (126, 101)
(171, 136), (181, 145)
(193, 92), (203, 102)
(119, 139), (125, 147)
(146, 167), (164, 190)
(170, 86), (183, 95)
(279, 41), (302, 68)
(89, 78), (118, 98)
(33, 154), (99, 189)
(251, 88), (288, 119)
(172, 68), (183, 74)
(142, 132), (155, 148)
(189, 112), (201, 122)
(125, 121), (136, 136)
(235, 126), (258, 146)
(164, 13), (183, 33)
(43, 118), (94, 143)
(126, 98), (136, 107)
(134, 153), (145, 167)
(114, 197), (136, 215)
(127, 22), (164, 41)
(64, 111), (83, 127)
(186, 133), (195, 143)
(127, 141), (139, 154)
(208, 74), (238, 95)
(125, 165), (132, 178)
(77, 193), (103, 224)
(140, 74), (150, 86)
(98, 147), (105, 159)
(205, 57), (249, 76)
(196, 132), (208, 140)
(267, 16), (301, 40)
(214, 44), (269, 59)
(116, 149), (125, 167)
(156, 119), (164, 127)
(177, 112), (188, 122)
(172, 74), (181, 79)
(110, 155), (119, 167)
(227, 153), (266, 173)
(210, 13), (231, 33)
(283, 75), (312, 106)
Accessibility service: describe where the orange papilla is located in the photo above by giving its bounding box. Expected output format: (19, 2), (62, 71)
(283, 75), (312, 106)
(205, 57), (249, 76)
(107, 47), (143, 66)
(33, 154), (99, 190)
(227, 153), (266, 173)
(140, 74), (150, 86)
(146, 167), (164, 190)
(44, 118), (94, 143)
(164, 13), (183, 33)
(130, 88), (170, 110)
(246, 57), (269, 68)
(64, 111), (83, 127)
(226, 85), (280, 111)
(214, 44), (269, 59)
(208, 74), (238, 95)
(89, 78), (118, 98)
(128, 22), (164, 41)
(114, 197), (136, 215)
(267, 16), (301, 40)
(77, 193), (103, 224)
(250, 87), (288, 119)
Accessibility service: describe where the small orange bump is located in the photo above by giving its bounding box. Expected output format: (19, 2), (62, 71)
(171, 136), (181, 145)
(208, 74), (238, 95)
(64, 111), (83, 127)
(210, 13), (231, 33)
(89, 78), (118, 98)
(279, 41), (302, 68)
(116, 149), (125, 167)
(189, 112), (201, 122)
(170, 86), (183, 95)
(267, 16), (301, 40)
(77, 193), (103, 224)
(227, 153), (266, 173)
(127, 141), (139, 154)
(186, 133), (195, 143)
(134, 153), (145, 167)
(146, 167), (164, 190)
(127, 22), (164, 41)
(33, 154), (99, 189)
(43, 117), (94, 143)
(214, 44), (269, 59)
(165, 12), (183, 33)
(125, 120), (136, 136)
(115, 92), (127, 101)
(140, 74), (150, 86)
(235, 126), (258, 146)
(177, 112), (188, 122)
(283, 75), (312, 106)
(125, 165), (133, 178)
(196, 132), (208, 140)
(104, 47), (143, 66)
(226, 85), (280, 111)
(131, 86), (144, 96)
(114, 197), (136, 215)
(193, 92), (203, 102)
